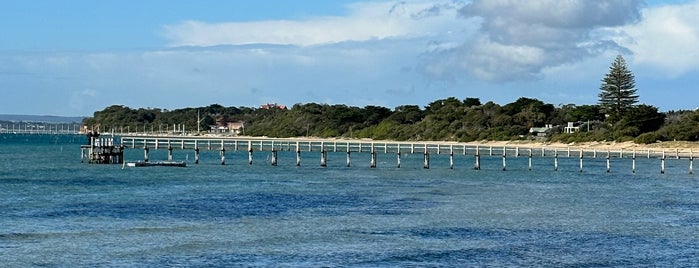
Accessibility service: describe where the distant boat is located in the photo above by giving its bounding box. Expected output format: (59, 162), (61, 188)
(125, 161), (186, 167)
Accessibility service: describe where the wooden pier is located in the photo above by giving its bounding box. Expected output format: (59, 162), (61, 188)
(81, 136), (124, 164)
(112, 135), (697, 174)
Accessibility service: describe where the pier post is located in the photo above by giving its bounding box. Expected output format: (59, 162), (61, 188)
(144, 146), (150, 162)
(502, 149), (506, 171)
(567, 147), (570, 158)
(554, 149), (558, 171)
(515, 147), (520, 157)
(220, 147), (226, 165)
(296, 142), (301, 166)
(489, 146), (493, 156)
(449, 151), (454, 170)
(632, 150), (636, 174)
(192, 147), (199, 164)
(320, 150), (327, 167)
(690, 153), (694, 175)
(248, 141), (253, 165)
(271, 149), (278, 166)
(346, 151), (351, 167)
(593, 149), (597, 158)
(168, 145), (173, 161)
(370, 144), (376, 168)
(370, 151), (377, 168)
(474, 151), (481, 170)
(528, 149), (533, 171)
(661, 151), (666, 174)
(80, 147), (85, 163)
(423, 152), (430, 169)
(606, 151), (611, 173)
(397, 147), (401, 168)
(579, 150), (584, 173)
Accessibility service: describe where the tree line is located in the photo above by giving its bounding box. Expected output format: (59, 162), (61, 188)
(82, 55), (699, 144)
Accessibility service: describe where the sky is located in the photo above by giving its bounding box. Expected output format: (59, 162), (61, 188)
(1, 0), (698, 116)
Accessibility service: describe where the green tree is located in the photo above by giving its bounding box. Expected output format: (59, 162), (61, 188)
(598, 55), (638, 124)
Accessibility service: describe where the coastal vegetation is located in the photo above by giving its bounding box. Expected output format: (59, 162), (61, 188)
(82, 55), (697, 144)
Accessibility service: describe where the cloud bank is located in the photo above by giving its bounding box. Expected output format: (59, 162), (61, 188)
(5, 0), (699, 116)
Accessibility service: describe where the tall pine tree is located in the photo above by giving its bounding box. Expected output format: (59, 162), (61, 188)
(598, 55), (638, 124)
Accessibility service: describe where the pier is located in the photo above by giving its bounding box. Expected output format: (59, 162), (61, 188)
(109, 135), (696, 174)
(80, 134), (124, 164)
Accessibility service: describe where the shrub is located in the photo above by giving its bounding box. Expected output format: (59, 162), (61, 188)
(634, 132), (661, 144)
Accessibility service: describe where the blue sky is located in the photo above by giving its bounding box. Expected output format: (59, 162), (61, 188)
(1, 0), (698, 116)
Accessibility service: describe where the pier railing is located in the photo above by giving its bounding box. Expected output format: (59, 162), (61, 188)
(117, 135), (695, 174)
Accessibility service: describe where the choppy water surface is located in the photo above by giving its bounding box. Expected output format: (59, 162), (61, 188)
(1, 134), (697, 267)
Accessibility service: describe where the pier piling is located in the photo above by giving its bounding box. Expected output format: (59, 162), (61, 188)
(423, 152), (430, 169)
(195, 147), (200, 164)
(320, 150), (327, 167)
(271, 150), (278, 166)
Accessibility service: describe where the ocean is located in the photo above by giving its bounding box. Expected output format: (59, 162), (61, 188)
(1, 134), (697, 267)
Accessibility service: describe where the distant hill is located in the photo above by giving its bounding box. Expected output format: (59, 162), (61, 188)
(0, 114), (85, 123)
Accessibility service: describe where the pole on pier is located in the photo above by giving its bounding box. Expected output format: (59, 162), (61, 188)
(144, 146), (150, 162)
(554, 149), (558, 171)
(80, 147), (85, 163)
(423, 152), (430, 169)
(220, 147), (226, 165)
(194, 147), (200, 164)
(296, 142), (301, 166)
(397, 152), (402, 168)
(489, 146), (493, 156)
(248, 141), (253, 165)
(632, 150), (636, 174)
(474, 151), (481, 170)
(579, 150), (584, 173)
(690, 152), (694, 175)
(370, 151), (377, 168)
(606, 151), (611, 173)
(528, 149), (533, 171)
(661, 151), (666, 174)
(515, 147), (520, 157)
(370, 144), (377, 168)
(320, 150), (327, 167)
(346, 151), (351, 167)
(502, 149), (507, 171)
(271, 149), (278, 166)
(449, 151), (454, 170)
(168, 145), (173, 161)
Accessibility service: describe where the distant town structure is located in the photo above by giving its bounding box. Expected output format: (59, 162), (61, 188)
(564, 122), (580, 134)
(210, 120), (244, 135)
(260, 103), (287, 110)
(529, 124), (553, 137)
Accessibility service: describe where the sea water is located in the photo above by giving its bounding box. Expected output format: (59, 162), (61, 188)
(0, 134), (697, 267)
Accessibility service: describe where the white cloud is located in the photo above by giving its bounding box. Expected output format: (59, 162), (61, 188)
(421, 0), (644, 82)
(162, 1), (465, 47)
(613, 0), (699, 77)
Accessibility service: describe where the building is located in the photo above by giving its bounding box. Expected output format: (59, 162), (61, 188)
(210, 120), (245, 135)
(529, 124), (553, 137)
(260, 103), (287, 110)
(564, 122), (580, 134)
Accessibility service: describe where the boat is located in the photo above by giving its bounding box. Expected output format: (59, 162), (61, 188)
(125, 161), (187, 167)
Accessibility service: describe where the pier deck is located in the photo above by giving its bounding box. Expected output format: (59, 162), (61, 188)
(115, 135), (696, 174)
